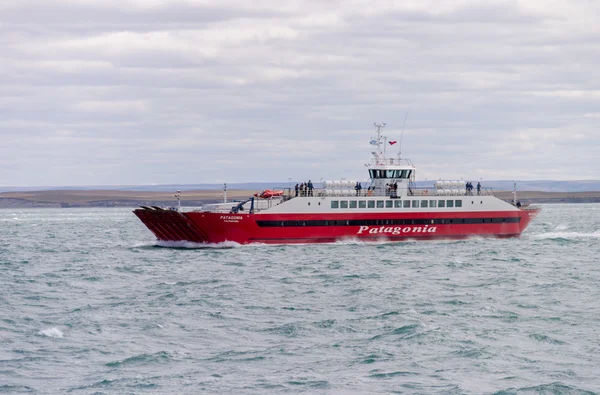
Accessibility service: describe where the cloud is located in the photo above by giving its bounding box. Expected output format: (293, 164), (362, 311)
(0, 0), (599, 186)
(73, 100), (149, 113)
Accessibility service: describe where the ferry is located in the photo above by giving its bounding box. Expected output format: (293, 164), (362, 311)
(134, 124), (540, 244)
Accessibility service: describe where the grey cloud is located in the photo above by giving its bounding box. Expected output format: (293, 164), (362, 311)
(1, 0), (599, 186)
(0, 1), (286, 32)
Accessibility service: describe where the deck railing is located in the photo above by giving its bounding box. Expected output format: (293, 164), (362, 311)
(199, 186), (497, 214)
(284, 187), (495, 199)
(368, 158), (415, 167)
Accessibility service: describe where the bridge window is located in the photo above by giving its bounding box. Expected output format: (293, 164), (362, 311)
(368, 201), (375, 208)
(369, 169), (381, 178)
(386, 200), (393, 208)
(359, 200), (366, 208)
(340, 201), (348, 209)
(412, 200), (419, 208)
(377, 200), (384, 208)
(447, 200), (454, 208)
(394, 200), (402, 208)
(331, 201), (339, 209)
(438, 200), (445, 208)
(349, 200), (357, 208)
(369, 169), (413, 179)
(421, 200), (428, 208)
(429, 200), (437, 208)
(403, 200), (411, 208)
(455, 200), (463, 208)
(400, 170), (412, 179)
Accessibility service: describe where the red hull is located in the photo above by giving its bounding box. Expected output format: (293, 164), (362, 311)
(134, 208), (541, 245)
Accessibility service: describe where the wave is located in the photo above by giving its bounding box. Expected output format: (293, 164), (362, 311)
(157, 240), (240, 249)
(136, 238), (413, 249)
(532, 230), (600, 240)
(130, 240), (244, 249)
(493, 382), (595, 394)
(105, 351), (170, 367)
(332, 237), (396, 245)
(131, 234), (498, 249)
(331, 236), (483, 246)
(38, 327), (63, 338)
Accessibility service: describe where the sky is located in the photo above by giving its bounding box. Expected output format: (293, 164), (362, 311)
(1, 0), (599, 187)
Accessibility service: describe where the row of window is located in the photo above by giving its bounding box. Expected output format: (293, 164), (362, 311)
(256, 217), (521, 227)
(331, 199), (464, 209)
(369, 169), (413, 179)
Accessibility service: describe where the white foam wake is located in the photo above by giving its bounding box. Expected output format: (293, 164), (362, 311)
(533, 230), (600, 240)
(331, 237), (437, 245)
(155, 240), (243, 249)
(39, 327), (63, 338)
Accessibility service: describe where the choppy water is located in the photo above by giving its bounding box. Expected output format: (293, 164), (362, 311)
(1, 204), (600, 394)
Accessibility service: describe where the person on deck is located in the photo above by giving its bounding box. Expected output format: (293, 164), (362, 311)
(477, 182), (481, 196)
(294, 183), (299, 197)
(307, 180), (314, 197)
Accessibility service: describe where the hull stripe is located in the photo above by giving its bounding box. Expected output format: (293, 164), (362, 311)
(256, 217), (521, 227)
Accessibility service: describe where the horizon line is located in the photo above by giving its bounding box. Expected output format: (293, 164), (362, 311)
(1, 179), (600, 189)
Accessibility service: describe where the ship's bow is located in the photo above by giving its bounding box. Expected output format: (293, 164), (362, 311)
(134, 207), (207, 243)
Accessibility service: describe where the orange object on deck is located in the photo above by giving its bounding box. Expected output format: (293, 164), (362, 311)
(254, 189), (284, 198)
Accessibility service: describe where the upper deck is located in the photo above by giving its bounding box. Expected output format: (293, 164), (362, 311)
(190, 123), (531, 214)
(198, 185), (500, 214)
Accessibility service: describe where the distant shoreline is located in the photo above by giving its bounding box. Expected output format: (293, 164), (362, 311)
(1, 189), (599, 208)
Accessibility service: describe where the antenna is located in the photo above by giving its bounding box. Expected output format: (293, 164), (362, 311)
(399, 112), (409, 157)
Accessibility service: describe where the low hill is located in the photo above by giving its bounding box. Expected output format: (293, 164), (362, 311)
(1, 189), (599, 208)
(1, 180), (599, 194)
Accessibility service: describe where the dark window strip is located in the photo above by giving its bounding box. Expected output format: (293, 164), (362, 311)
(256, 217), (521, 227)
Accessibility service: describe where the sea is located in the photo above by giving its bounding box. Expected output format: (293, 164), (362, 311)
(1, 204), (599, 394)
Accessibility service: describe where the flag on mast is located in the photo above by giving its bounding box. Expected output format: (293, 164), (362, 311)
(389, 140), (397, 145)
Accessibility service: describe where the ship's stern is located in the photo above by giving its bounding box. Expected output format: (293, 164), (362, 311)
(518, 206), (541, 234)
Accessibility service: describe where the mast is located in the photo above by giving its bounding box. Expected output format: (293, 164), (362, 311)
(175, 190), (181, 211)
(383, 136), (387, 158)
(372, 122), (386, 159)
